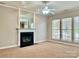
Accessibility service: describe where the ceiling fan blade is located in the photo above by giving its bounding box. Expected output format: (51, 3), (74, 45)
(51, 12), (55, 15)
(49, 9), (56, 11)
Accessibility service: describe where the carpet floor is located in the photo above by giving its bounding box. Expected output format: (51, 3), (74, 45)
(0, 42), (79, 58)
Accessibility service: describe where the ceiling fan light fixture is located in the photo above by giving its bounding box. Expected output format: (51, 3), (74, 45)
(42, 6), (50, 15)
(42, 10), (49, 15)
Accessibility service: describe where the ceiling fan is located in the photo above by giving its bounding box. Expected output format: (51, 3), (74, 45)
(37, 1), (56, 15)
(21, 1), (56, 15)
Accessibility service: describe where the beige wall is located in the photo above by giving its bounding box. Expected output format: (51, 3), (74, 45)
(35, 14), (47, 43)
(0, 6), (18, 47)
(0, 5), (47, 48)
(46, 16), (52, 41)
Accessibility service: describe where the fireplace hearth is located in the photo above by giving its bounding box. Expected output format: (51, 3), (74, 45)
(20, 32), (34, 47)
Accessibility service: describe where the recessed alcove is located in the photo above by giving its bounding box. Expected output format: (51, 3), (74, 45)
(18, 10), (35, 47)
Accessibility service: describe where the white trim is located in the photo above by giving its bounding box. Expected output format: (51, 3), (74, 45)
(0, 4), (35, 13)
(0, 4), (18, 9)
(34, 12), (36, 43)
(0, 45), (18, 50)
(21, 8), (34, 13)
(34, 40), (46, 43)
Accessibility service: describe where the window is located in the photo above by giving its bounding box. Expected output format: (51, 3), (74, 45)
(61, 18), (72, 42)
(52, 19), (60, 40)
(52, 16), (79, 44)
(73, 16), (79, 43)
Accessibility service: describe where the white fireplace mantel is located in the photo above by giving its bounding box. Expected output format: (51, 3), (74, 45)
(18, 29), (35, 32)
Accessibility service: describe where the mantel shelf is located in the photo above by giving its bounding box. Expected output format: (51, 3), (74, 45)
(16, 28), (36, 30)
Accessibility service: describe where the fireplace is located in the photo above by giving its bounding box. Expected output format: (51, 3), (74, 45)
(20, 32), (34, 47)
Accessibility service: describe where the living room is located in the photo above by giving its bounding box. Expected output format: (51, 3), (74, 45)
(0, 1), (79, 58)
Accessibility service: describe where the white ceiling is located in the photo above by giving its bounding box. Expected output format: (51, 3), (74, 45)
(1, 1), (79, 14)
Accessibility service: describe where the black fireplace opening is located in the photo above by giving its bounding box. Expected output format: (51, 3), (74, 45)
(20, 32), (34, 47)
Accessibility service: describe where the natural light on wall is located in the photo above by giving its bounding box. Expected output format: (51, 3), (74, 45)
(52, 19), (60, 40)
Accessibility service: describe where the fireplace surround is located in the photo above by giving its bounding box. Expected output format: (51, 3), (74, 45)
(18, 29), (35, 47)
(20, 32), (34, 47)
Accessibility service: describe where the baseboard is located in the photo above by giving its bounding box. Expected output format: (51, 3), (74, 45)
(49, 40), (79, 47)
(0, 45), (18, 50)
(34, 40), (46, 43)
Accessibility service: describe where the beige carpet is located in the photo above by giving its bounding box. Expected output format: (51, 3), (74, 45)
(0, 42), (79, 58)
